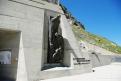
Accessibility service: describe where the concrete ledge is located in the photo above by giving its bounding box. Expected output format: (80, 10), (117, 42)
(39, 64), (91, 80)
(8, 0), (63, 13)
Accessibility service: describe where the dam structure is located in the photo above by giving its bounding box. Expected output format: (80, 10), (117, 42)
(0, 0), (91, 81)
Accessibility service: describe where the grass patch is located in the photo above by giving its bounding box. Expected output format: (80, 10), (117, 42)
(72, 25), (121, 54)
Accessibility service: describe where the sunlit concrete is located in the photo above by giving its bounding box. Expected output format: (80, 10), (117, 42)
(42, 62), (121, 81)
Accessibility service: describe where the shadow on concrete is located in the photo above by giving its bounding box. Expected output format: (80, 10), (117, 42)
(41, 63), (67, 70)
(64, 38), (81, 65)
(0, 30), (21, 81)
(0, 76), (15, 81)
(64, 38), (78, 57)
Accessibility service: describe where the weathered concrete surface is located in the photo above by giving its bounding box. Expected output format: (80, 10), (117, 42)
(39, 64), (91, 80)
(39, 10), (91, 81)
(16, 35), (28, 81)
(89, 52), (121, 68)
(0, 0), (91, 81)
(7, 0), (63, 14)
(79, 41), (121, 68)
(87, 43), (121, 68)
(41, 62), (121, 81)
(0, 0), (44, 81)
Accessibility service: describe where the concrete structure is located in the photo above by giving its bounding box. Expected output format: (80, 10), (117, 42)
(79, 41), (121, 68)
(0, 0), (91, 81)
(41, 62), (121, 81)
(89, 52), (121, 68)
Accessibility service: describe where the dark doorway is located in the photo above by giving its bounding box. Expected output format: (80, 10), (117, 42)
(0, 30), (20, 81)
(47, 15), (64, 64)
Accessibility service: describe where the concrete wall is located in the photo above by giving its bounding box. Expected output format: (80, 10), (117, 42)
(16, 34), (28, 81)
(61, 15), (86, 66)
(0, 0), (45, 81)
(89, 52), (121, 68)
(0, 0), (91, 81)
(81, 41), (121, 68)
(79, 41), (121, 69)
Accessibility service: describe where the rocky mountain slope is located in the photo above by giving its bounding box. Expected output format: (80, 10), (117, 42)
(60, 4), (121, 54)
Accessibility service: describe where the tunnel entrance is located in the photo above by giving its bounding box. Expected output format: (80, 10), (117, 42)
(0, 29), (21, 81)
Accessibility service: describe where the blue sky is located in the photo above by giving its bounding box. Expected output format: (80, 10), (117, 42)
(60, 0), (121, 46)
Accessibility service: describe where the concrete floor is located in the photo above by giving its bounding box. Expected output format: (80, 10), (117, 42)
(42, 62), (121, 81)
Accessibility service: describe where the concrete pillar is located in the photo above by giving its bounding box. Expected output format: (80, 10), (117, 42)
(16, 34), (28, 81)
